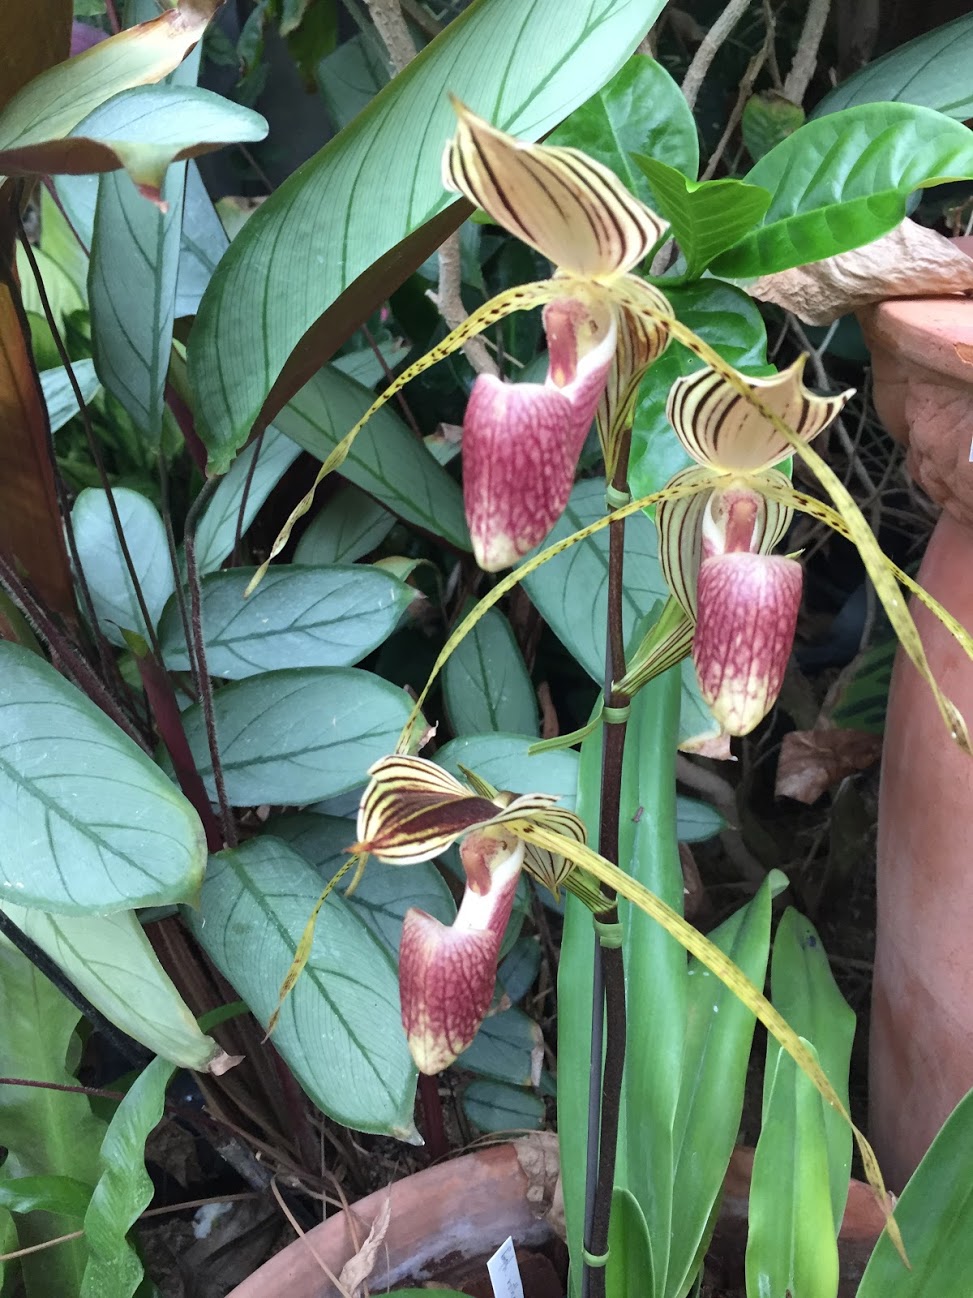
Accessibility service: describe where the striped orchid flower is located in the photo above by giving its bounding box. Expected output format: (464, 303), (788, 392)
(354, 755), (586, 1075)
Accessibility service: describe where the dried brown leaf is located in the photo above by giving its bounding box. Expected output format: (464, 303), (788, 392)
(776, 727), (882, 804)
(336, 1191), (392, 1297)
(749, 221), (973, 325)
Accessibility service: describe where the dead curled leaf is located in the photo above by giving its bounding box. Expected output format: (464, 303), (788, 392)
(337, 1192), (392, 1297)
(775, 727), (882, 804)
(748, 221), (973, 325)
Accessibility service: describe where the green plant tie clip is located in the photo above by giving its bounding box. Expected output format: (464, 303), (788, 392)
(593, 919), (623, 948)
(582, 1246), (611, 1267)
(602, 703), (630, 723)
(605, 484), (631, 510)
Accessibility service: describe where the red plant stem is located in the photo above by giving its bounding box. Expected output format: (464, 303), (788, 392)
(165, 379), (209, 475)
(418, 1072), (449, 1162)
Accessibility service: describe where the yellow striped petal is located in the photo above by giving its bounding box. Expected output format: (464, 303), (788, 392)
(598, 296), (671, 469)
(443, 100), (666, 277)
(666, 357), (852, 473)
(656, 466), (714, 618)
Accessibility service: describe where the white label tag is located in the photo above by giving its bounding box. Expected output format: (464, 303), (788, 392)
(487, 1235), (525, 1298)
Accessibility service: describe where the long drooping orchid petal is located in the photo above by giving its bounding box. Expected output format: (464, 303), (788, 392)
(666, 357), (852, 473)
(443, 99), (667, 278)
(597, 298), (671, 472)
(463, 309), (616, 570)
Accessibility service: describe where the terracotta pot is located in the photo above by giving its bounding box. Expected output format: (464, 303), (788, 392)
(224, 1138), (885, 1297)
(858, 281), (973, 1190)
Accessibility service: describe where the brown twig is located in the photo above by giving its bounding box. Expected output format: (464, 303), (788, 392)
(783, 0), (833, 106)
(681, 0), (753, 111)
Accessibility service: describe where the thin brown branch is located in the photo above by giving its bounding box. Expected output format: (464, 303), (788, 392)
(783, 0), (833, 106)
(681, 0), (753, 111)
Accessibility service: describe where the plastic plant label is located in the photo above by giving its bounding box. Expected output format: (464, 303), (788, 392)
(487, 1235), (525, 1298)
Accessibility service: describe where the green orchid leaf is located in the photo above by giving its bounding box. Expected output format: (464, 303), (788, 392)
(316, 32), (389, 130)
(712, 103), (973, 278)
(294, 484), (395, 565)
(265, 811), (455, 956)
(676, 796), (724, 843)
(159, 564), (413, 678)
(175, 159), (229, 316)
(81, 1054), (176, 1298)
(178, 667), (416, 805)
(747, 1040), (839, 1298)
(275, 365), (469, 549)
(39, 359), (100, 432)
(857, 1085), (973, 1296)
(629, 280), (770, 501)
(461, 1078), (544, 1134)
(187, 0), (669, 472)
(606, 1188), (655, 1298)
(813, 13), (973, 121)
(633, 155), (771, 277)
(0, 903), (221, 1070)
(190, 837), (417, 1137)
(435, 733), (579, 808)
(443, 606), (537, 738)
(0, 643), (205, 914)
(0, 1174), (92, 1220)
(497, 935), (542, 1004)
(460, 1007), (542, 1087)
(547, 53), (699, 199)
(71, 486), (175, 646)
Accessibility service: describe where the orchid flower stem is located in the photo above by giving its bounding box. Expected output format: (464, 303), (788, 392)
(418, 1073), (450, 1163)
(583, 436), (633, 1298)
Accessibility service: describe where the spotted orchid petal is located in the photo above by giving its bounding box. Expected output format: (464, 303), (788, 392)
(666, 357), (852, 473)
(443, 100), (667, 278)
(399, 828), (524, 1074)
(463, 303), (616, 571)
(597, 295), (671, 469)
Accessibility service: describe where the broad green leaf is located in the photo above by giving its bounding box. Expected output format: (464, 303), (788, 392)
(72, 486), (174, 645)
(265, 811), (455, 955)
(175, 160), (229, 317)
(332, 337), (409, 387)
(190, 837), (417, 1136)
(0, 1173), (91, 1218)
(0, 936), (106, 1295)
(741, 91), (805, 162)
(857, 1085), (973, 1296)
(831, 636), (896, 736)
(711, 103), (973, 278)
(0, 642), (205, 913)
(497, 934), (541, 1004)
(0, 902), (220, 1069)
(81, 1054), (176, 1298)
(629, 280), (770, 502)
(192, 424), (301, 574)
(546, 53), (699, 199)
(316, 32), (389, 130)
(633, 155), (771, 277)
(460, 1007), (542, 1086)
(274, 365), (469, 549)
(813, 14), (973, 122)
(187, 0), (669, 471)
(294, 484), (395, 565)
(179, 666), (416, 805)
(769, 908), (855, 1228)
(40, 358), (100, 432)
(747, 1040), (838, 1298)
(0, 1), (219, 177)
(461, 1078), (544, 1133)
(16, 241), (83, 326)
(606, 1189), (655, 1298)
(676, 795), (724, 843)
(435, 733), (579, 807)
(443, 606), (537, 738)
(521, 478), (711, 746)
(159, 564), (412, 678)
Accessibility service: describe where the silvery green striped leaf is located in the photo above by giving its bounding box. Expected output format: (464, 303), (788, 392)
(294, 485), (394, 566)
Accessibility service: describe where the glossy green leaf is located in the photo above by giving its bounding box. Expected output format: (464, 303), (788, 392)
(741, 91), (805, 162)
(192, 424), (301, 574)
(460, 1007), (542, 1086)
(160, 563), (411, 678)
(443, 607), (537, 738)
(188, 0), (668, 471)
(813, 14), (973, 121)
(190, 837), (417, 1136)
(0, 1174), (91, 1219)
(606, 1188), (655, 1298)
(629, 280), (770, 502)
(40, 359), (100, 432)
(81, 1054), (176, 1298)
(546, 53), (699, 200)
(747, 1040), (838, 1298)
(266, 811), (455, 955)
(436, 733), (579, 808)
(0, 643), (205, 914)
(72, 486), (174, 645)
(633, 155), (771, 277)
(274, 366), (469, 549)
(0, 936), (106, 1295)
(461, 1078), (544, 1134)
(180, 666), (415, 806)
(712, 104), (973, 278)
(769, 908), (855, 1228)
(0, 902), (220, 1069)
(857, 1085), (973, 1296)
(676, 796), (724, 843)
(294, 485), (394, 565)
